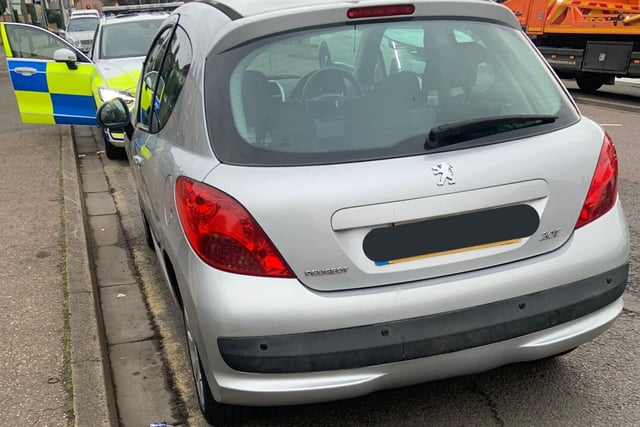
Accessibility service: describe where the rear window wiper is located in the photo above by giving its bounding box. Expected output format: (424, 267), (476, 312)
(426, 114), (558, 148)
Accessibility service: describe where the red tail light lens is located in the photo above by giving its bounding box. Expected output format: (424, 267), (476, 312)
(347, 5), (415, 19)
(575, 134), (618, 229)
(175, 177), (294, 278)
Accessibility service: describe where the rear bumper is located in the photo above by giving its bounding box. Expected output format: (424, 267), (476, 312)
(182, 200), (629, 406)
(219, 264), (626, 374)
(213, 297), (623, 406)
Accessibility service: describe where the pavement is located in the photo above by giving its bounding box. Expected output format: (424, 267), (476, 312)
(0, 48), (116, 426)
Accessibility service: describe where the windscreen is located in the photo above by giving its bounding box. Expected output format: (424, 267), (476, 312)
(99, 18), (165, 59)
(205, 19), (579, 166)
(67, 17), (99, 32)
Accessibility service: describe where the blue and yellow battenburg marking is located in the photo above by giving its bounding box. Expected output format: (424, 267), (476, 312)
(6, 59), (98, 125)
(1, 23), (97, 126)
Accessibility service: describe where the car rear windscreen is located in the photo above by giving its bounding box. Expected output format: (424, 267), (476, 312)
(204, 19), (578, 166)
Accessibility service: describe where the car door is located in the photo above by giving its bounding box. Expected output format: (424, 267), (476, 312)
(1, 22), (97, 125)
(129, 18), (179, 239)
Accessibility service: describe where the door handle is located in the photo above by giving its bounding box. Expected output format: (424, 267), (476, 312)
(14, 67), (37, 76)
(132, 155), (144, 166)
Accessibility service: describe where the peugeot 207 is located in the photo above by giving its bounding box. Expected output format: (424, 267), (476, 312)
(8, 0), (630, 425)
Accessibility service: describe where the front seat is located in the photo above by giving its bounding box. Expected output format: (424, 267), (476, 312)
(422, 41), (485, 120)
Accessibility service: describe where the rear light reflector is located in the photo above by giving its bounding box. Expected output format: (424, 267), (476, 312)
(347, 5), (415, 19)
(175, 177), (294, 278)
(575, 133), (618, 229)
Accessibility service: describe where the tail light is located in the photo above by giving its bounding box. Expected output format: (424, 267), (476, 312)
(175, 177), (294, 278)
(575, 133), (618, 229)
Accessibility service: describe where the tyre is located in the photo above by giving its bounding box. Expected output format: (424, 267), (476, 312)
(575, 74), (606, 93)
(183, 307), (250, 426)
(104, 135), (127, 160)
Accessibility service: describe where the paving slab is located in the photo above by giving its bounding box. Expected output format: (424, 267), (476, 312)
(90, 214), (123, 247)
(94, 245), (138, 287)
(110, 341), (180, 427)
(100, 284), (155, 344)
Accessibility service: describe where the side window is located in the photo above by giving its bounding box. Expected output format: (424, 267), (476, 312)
(155, 27), (192, 130)
(5, 24), (86, 61)
(138, 26), (174, 131)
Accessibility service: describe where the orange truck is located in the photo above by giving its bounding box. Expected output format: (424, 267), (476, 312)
(499, 0), (640, 91)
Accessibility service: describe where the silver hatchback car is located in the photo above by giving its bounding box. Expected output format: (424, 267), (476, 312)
(97, 0), (629, 425)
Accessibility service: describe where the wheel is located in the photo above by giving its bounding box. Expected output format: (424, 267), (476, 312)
(575, 74), (607, 93)
(299, 67), (363, 119)
(183, 307), (250, 426)
(104, 135), (127, 160)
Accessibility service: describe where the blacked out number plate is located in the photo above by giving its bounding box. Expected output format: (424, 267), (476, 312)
(363, 204), (539, 265)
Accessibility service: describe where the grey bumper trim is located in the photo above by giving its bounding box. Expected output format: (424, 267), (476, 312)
(218, 264), (628, 373)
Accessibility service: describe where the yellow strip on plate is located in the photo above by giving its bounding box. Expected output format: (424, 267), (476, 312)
(387, 238), (522, 265)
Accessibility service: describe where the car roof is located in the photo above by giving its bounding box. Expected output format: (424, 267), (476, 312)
(207, 0), (507, 18)
(100, 12), (169, 26)
(68, 14), (99, 20)
(101, 2), (182, 18)
(216, 0), (365, 16)
(71, 9), (100, 17)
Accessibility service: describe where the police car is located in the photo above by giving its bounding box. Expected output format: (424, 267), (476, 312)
(91, 3), (183, 158)
(0, 2), (182, 159)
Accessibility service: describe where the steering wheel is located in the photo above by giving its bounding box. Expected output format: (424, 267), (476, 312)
(299, 67), (363, 119)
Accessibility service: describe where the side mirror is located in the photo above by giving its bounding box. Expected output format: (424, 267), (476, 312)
(97, 98), (132, 129)
(53, 48), (78, 70)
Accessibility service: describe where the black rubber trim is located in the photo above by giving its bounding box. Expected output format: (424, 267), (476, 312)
(218, 264), (628, 373)
(197, 0), (242, 20)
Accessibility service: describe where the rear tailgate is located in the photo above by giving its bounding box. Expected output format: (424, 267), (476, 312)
(204, 119), (604, 291)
